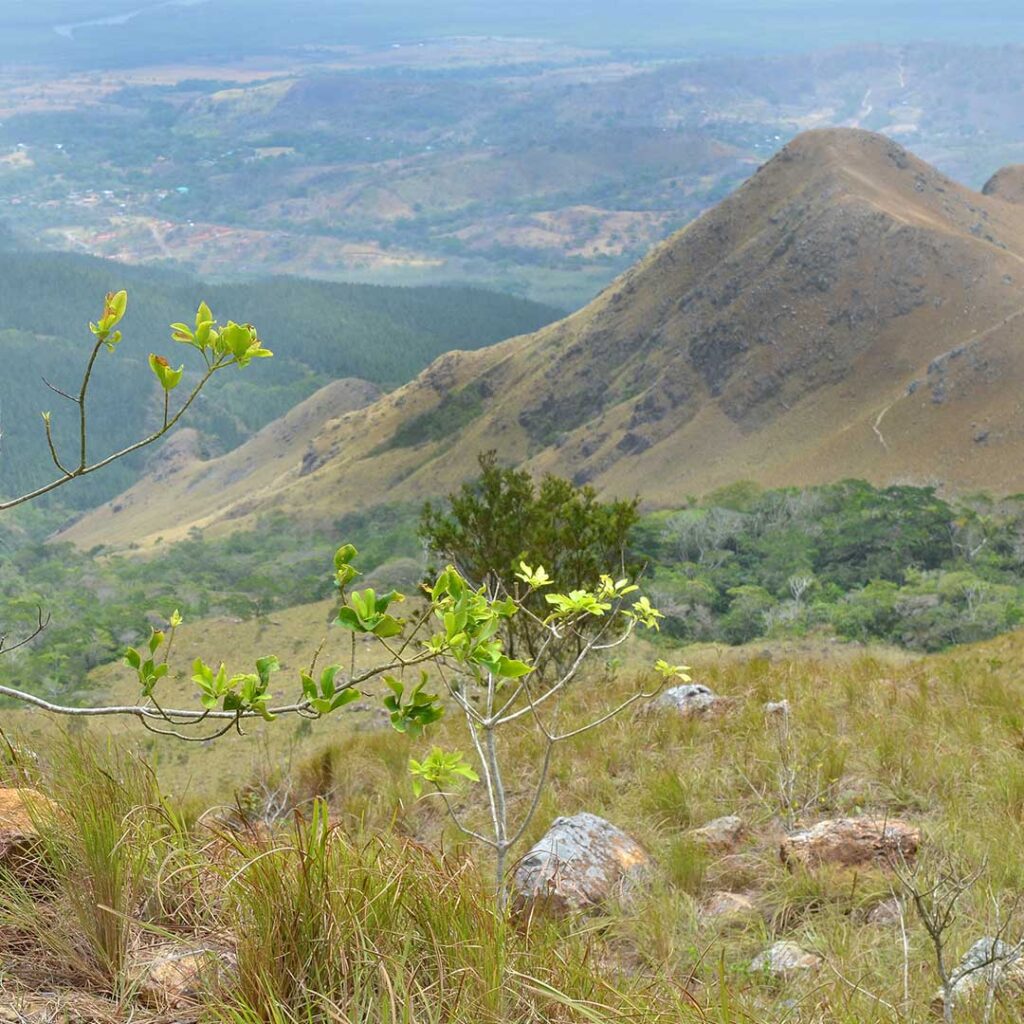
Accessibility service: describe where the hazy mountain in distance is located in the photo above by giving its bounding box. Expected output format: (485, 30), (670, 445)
(62, 128), (1024, 551)
(9, 1), (1024, 68)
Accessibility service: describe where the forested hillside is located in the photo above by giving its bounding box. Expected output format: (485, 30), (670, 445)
(0, 251), (558, 508)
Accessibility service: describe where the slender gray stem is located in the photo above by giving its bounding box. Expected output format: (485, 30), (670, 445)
(0, 684), (311, 720)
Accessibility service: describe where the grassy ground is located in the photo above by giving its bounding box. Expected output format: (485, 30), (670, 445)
(4, 621), (1024, 1021)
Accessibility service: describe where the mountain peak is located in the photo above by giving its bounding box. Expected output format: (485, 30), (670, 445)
(775, 126), (907, 160)
(983, 165), (1024, 204)
(752, 127), (939, 197)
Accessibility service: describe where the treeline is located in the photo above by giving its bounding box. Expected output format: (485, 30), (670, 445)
(0, 252), (559, 507)
(638, 479), (1024, 651)
(7, 477), (1024, 702)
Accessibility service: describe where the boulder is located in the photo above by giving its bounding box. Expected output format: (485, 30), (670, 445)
(764, 699), (791, 716)
(134, 943), (232, 1008)
(0, 788), (58, 882)
(931, 937), (1024, 1016)
(699, 890), (757, 924)
(689, 814), (745, 853)
(511, 813), (649, 916)
(780, 817), (919, 871)
(653, 683), (724, 718)
(751, 940), (822, 977)
(866, 896), (904, 926)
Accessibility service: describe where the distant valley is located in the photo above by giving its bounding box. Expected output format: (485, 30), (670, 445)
(5, 39), (1024, 306)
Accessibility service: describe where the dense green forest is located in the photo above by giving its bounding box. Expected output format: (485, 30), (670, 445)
(640, 480), (1024, 650)
(0, 251), (559, 507)
(5, 478), (1024, 703)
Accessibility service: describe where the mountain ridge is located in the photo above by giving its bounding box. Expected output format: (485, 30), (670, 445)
(61, 128), (1024, 550)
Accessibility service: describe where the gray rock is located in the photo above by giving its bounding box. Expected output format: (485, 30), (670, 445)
(932, 937), (1024, 1014)
(511, 812), (649, 917)
(654, 683), (721, 717)
(700, 890), (758, 923)
(866, 896), (904, 926)
(751, 940), (822, 977)
(133, 943), (235, 1008)
(689, 815), (745, 853)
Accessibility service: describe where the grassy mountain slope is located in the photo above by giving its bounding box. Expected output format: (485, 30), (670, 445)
(63, 128), (1024, 550)
(86, 378), (383, 544)
(0, 251), (559, 508)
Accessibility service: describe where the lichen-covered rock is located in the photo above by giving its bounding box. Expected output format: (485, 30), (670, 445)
(780, 817), (919, 871)
(751, 940), (822, 977)
(134, 943), (233, 1008)
(690, 815), (745, 853)
(0, 788), (58, 882)
(700, 890), (757, 923)
(930, 937), (1024, 1016)
(511, 813), (649, 916)
(653, 683), (723, 717)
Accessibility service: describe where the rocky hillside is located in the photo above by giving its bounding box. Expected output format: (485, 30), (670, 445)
(77, 378), (382, 544)
(63, 128), (1024, 550)
(983, 165), (1024, 204)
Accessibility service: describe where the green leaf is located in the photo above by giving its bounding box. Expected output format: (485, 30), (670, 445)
(407, 748), (479, 796)
(330, 689), (360, 711)
(320, 665), (338, 698)
(370, 614), (403, 638)
(335, 607), (367, 632)
(334, 543), (358, 569)
(495, 656), (532, 679)
(255, 655), (280, 685)
(301, 672), (317, 701)
(195, 301), (213, 330)
(149, 353), (185, 391)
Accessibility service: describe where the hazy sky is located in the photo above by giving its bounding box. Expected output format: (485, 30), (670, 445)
(6, 0), (1024, 67)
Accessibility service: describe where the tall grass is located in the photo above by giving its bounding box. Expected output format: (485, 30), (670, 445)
(214, 800), (692, 1024)
(0, 738), (165, 993)
(9, 637), (1024, 1021)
